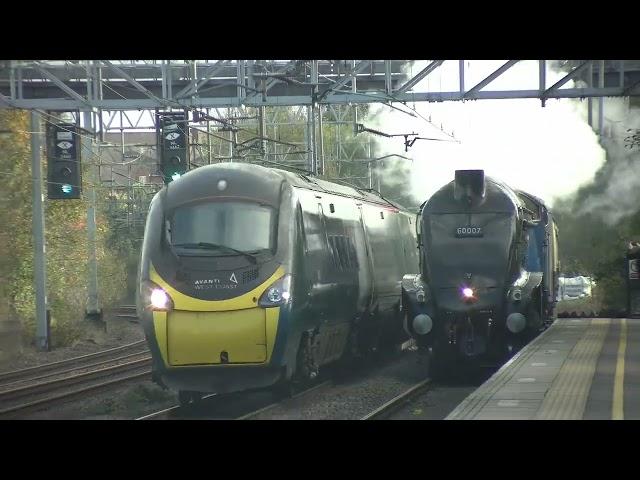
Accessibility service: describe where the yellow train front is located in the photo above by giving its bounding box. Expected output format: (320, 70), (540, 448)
(137, 163), (419, 404)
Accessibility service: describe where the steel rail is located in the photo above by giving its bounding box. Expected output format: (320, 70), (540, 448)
(360, 379), (432, 420)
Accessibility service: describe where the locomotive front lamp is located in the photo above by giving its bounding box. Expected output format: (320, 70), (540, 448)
(267, 288), (283, 303)
(462, 287), (474, 298)
(259, 274), (292, 307)
(142, 280), (174, 311)
(150, 288), (171, 310)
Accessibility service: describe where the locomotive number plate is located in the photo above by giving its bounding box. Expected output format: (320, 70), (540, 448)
(455, 226), (483, 238)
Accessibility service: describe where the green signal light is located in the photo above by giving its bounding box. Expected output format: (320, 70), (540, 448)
(61, 184), (73, 194)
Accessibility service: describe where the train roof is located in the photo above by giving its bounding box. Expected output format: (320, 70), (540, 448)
(273, 168), (404, 210)
(160, 163), (408, 212)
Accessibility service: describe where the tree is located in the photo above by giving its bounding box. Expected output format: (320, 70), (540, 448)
(0, 110), (128, 348)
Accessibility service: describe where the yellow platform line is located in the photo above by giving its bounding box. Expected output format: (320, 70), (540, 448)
(536, 319), (609, 420)
(612, 318), (627, 420)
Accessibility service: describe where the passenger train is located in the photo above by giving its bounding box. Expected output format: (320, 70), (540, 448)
(401, 170), (560, 379)
(136, 163), (420, 404)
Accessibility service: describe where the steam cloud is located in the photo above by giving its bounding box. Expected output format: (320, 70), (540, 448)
(364, 60), (610, 208)
(570, 98), (640, 225)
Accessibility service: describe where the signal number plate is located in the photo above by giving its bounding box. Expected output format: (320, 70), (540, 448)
(456, 226), (483, 238)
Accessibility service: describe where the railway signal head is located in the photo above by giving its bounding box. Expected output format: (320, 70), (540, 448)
(47, 122), (82, 200)
(158, 112), (189, 184)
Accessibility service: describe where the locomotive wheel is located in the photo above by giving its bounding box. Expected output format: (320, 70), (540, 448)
(275, 332), (320, 397)
(295, 332), (319, 382)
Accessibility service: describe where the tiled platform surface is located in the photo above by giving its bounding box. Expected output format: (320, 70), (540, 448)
(446, 318), (640, 420)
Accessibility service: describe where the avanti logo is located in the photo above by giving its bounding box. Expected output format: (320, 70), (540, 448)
(229, 273), (238, 284)
(194, 279), (220, 285)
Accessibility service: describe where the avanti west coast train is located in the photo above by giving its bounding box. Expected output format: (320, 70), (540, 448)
(401, 170), (559, 379)
(137, 163), (419, 404)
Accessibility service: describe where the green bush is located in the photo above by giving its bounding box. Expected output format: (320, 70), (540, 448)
(1, 110), (129, 347)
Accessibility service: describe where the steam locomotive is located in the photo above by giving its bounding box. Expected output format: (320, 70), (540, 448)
(136, 163), (419, 404)
(401, 170), (560, 379)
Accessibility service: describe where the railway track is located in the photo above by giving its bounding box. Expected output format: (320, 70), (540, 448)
(0, 339), (148, 386)
(0, 340), (151, 418)
(138, 379), (434, 421)
(360, 379), (432, 420)
(137, 380), (333, 420)
(115, 304), (138, 322)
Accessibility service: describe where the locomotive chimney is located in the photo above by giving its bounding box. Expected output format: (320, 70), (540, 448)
(454, 170), (486, 207)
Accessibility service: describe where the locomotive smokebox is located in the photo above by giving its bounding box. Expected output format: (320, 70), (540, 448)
(454, 170), (486, 207)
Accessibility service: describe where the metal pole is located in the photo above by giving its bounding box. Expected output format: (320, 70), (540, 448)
(207, 110), (212, 165)
(230, 117), (237, 163)
(259, 105), (266, 160)
(587, 62), (593, 127)
(598, 60), (605, 137)
(385, 60), (392, 95)
(30, 111), (49, 351)
(310, 103), (317, 174)
(318, 104), (324, 175)
(539, 60), (546, 107)
(306, 105), (313, 173)
(83, 111), (100, 317)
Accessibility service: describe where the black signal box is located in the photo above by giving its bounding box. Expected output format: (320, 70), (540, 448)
(157, 112), (189, 184)
(628, 243), (640, 318)
(46, 123), (82, 200)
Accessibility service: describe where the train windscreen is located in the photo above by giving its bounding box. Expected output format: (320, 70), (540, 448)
(169, 201), (276, 255)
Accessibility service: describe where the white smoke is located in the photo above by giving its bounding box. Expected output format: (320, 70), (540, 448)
(571, 97), (640, 225)
(365, 60), (608, 207)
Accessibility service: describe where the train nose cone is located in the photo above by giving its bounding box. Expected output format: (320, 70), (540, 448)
(506, 313), (526, 333)
(413, 314), (433, 335)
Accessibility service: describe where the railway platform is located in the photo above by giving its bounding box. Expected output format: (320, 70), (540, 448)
(446, 318), (640, 420)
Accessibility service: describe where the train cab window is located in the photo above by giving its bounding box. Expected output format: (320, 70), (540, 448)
(170, 201), (276, 255)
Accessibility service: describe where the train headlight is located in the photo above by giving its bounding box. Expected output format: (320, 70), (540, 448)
(151, 289), (171, 310)
(259, 274), (292, 307)
(141, 280), (174, 312)
(460, 286), (477, 303)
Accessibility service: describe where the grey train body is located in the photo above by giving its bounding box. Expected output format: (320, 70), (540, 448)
(401, 170), (559, 376)
(137, 163), (419, 396)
